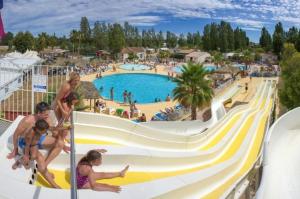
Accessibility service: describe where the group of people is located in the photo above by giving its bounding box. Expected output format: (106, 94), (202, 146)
(7, 72), (129, 193)
(96, 72), (102, 79)
(122, 90), (133, 104)
(154, 94), (171, 103)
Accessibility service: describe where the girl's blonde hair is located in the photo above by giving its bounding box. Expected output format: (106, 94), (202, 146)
(69, 72), (80, 82)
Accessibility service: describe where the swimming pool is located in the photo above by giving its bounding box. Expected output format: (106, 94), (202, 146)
(173, 65), (216, 73)
(93, 73), (176, 104)
(120, 64), (150, 71)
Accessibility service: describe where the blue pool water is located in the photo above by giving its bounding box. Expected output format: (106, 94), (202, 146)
(120, 64), (150, 71)
(93, 73), (176, 104)
(173, 65), (216, 73)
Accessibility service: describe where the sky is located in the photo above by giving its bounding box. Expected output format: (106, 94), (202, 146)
(3, 0), (300, 43)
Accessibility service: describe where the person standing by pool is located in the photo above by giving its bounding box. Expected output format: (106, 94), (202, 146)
(128, 92), (132, 104)
(123, 90), (128, 104)
(166, 94), (171, 102)
(110, 87), (114, 101)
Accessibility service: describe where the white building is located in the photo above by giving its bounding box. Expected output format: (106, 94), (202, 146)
(120, 47), (146, 61)
(185, 51), (211, 64)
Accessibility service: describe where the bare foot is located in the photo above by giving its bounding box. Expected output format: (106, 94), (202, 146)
(120, 165), (129, 177)
(112, 185), (121, 193)
(63, 145), (70, 153)
(7, 150), (17, 159)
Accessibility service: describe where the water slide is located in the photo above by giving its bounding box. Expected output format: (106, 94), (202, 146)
(257, 107), (300, 199)
(0, 79), (275, 198)
(141, 82), (241, 135)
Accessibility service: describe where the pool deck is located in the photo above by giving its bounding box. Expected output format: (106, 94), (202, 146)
(81, 64), (261, 121)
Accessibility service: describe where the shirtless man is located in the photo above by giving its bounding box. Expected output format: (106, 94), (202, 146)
(7, 101), (69, 167)
(15, 119), (61, 188)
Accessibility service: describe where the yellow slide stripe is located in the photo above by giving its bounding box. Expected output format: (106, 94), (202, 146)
(35, 104), (265, 189)
(203, 102), (272, 198)
(36, 83), (270, 189)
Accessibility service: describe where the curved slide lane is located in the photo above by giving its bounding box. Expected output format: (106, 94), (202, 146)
(0, 79), (276, 199)
(257, 107), (300, 199)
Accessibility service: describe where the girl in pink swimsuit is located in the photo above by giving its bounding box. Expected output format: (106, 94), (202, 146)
(76, 149), (129, 192)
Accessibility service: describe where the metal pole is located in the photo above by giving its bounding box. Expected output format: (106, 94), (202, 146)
(31, 66), (34, 114)
(70, 111), (77, 199)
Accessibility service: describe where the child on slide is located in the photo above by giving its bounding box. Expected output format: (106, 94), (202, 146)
(13, 119), (61, 188)
(77, 149), (129, 193)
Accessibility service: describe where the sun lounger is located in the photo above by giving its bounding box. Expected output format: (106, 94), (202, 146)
(105, 107), (116, 115)
(133, 109), (141, 117)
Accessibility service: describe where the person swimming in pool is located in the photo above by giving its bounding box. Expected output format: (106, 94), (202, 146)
(76, 149), (129, 192)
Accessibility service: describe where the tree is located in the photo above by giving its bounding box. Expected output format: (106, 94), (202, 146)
(158, 50), (170, 62)
(166, 31), (177, 48)
(2, 32), (14, 50)
(36, 32), (48, 52)
(212, 52), (224, 66)
(279, 52), (300, 109)
(178, 34), (187, 47)
(286, 26), (298, 44)
(70, 29), (81, 54)
(108, 23), (125, 57)
(202, 25), (211, 51)
(2, 32), (13, 45)
(156, 31), (164, 48)
(80, 17), (91, 43)
(93, 22), (109, 50)
(187, 32), (194, 48)
(48, 34), (57, 49)
(219, 21), (229, 52)
(193, 31), (202, 49)
(295, 32), (300, 52)
(259, 27), (272, 51)
(173, 62), (214, 120)
(242, 50), (254, 68)
(273, 22), (285, 56)
(210, 23), (218, 50)
(13, 31), (35, 53)
(281, 43), (296, 65)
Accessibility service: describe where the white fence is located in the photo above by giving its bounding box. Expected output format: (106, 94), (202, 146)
(0, 65), (69, 121)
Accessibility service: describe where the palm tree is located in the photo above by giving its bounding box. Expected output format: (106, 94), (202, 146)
(173, 62), (214, 120)
(212, 52), (224, 67)
(242, 50), (254, 69)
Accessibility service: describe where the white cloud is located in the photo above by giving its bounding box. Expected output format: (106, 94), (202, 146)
(2, 0), (300, 36)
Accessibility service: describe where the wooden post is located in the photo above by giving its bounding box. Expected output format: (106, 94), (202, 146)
(89, 99), (91, 110)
